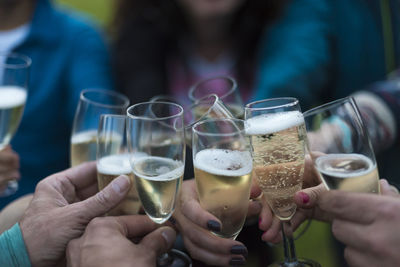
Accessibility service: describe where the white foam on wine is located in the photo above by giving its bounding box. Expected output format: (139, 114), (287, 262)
(315, 153), (375, 178)
(97, 153), (145, 175)
(0, 86), (27, 109)
(194, 149), (253, 177)
(133, 156), (184, 181)
(71, 130), (98, 144)
(246, 111), (304, 135)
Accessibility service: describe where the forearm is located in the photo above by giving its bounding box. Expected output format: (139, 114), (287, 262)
(0, 223), (31, 267)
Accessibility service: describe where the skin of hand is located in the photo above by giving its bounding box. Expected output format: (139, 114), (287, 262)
(0, 145), (20, 191)
(315, 184), (400, 267)
(19, 162), (132, 267)
(66, 215), (176, 267)
(173, 178), (262, 266)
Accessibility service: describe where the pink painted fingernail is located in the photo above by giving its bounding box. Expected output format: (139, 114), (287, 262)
(299, 192), (310, 204)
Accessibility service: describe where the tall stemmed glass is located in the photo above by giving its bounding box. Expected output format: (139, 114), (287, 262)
(0, 53), (31, 197)
(151, 94), (234, 146)
(245, 98), (320, 267)
(96, 114), (142, 216)
(70, 89), (129, 166)
(188, 76), (244, 118)
(304, 97), (380, 194)
(126, 102), (191, 267)
(192, 118), (253, 240)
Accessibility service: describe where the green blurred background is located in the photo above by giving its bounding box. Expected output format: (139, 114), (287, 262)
(54, 0), (340, 266)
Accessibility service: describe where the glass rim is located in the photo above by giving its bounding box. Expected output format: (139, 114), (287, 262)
(80, 89), (130, 109)
(0, 52), (32, 69)
(245, 97), (299, 111)
(303, 96), (354, 117)
(188, 75), (237, 101)
(126, 101), (184, 121)
(192, 118), (246, 137)
(187, 94), (220, 126)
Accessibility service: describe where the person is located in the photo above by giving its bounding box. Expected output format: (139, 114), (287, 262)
(0, 162), (176, 266)
(66, 216), (176, 267)
(252, 0), (400, 180)
(0, 0), (112, 208)
(0, 146), (20, 194)
(112, 0), (287, 108)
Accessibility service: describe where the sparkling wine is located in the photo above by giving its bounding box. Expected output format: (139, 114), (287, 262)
(132, 156), (184, 224)
(246, 111), (306, 220)
(194, 148), (253, 239)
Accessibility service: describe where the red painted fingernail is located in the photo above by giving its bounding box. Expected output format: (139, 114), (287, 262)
(299, 192), (310, 204)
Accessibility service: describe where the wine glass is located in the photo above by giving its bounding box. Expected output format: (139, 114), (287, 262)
(151, 94), (234, 146)
(96, 114), (142, 216)
(188, 76), (244, 119)
(245, 98), (320, 267)
(126, 102), (192, 267)
(192, 118), (253, 240)
(70, 89), (129, 166)
(303, 97), (380, 194)
(0, 52), (31, 197)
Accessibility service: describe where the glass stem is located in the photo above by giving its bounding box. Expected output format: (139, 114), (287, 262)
(281, 220), (299, 266)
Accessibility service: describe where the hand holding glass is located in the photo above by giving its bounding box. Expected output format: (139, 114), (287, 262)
(192, 118), (253, 240)
(0, 53), (31, 197)
(304, 97), (380, 194)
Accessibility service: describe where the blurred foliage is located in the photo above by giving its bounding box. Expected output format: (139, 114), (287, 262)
(55, 0), (113, 27)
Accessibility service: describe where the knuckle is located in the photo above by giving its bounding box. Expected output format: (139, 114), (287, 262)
(95, 191), (110, 208)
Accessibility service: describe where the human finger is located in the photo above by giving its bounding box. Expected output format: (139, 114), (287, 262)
(179, 181), (221, 232)
(0, 170), (20, 186)
(60, 161), (97, 190)
(344, 247), (374, 267)
(380, 179), (399, 197)
(294, 183), (326, 209)
(66, 238), (81, 267)
(318, 191), (381, 224)
(183, 236), (246, 266)
(71, 175), (131, 220)
(114, 215), (158, 238)
(261, 216), (281, 243)
(139, 226), (176, 257)
(331, 219), (368, 251)
(247, 199), (262, 218)
(0, 146), (19, 168)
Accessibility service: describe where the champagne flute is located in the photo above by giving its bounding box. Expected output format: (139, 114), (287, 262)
(151, 94), (234, 146)
(192, 118), (253, 240)
(245, 98), (320, 267)
(0, 52), (31, 197)
(188, 76), (244, 119)
(96, 114), (143, 216)
(70, 89), (129, 166)
(126, 102), (191, 267)
(304, 97), (380, 194)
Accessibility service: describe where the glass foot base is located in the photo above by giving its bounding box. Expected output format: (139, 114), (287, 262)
(0, 180), (18, 197)
(268, 258), (321, 267)
(157, 249), (192, 267)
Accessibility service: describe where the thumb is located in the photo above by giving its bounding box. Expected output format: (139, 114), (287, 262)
(74, 175), (131, 220)
(140, 226), (176, 257)
(380, 179), (399, 197)
(294, 183), (326, 208)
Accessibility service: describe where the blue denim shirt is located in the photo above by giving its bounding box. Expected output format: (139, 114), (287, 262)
(1, 0), (112, 208)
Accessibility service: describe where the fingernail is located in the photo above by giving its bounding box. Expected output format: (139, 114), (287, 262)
(258, 217), (262, 226)
(230, 245), (248, 257)
(207, 220), (221, 232)
(161, 228), (176, 248)
(112, 175), (130, 194)
(381, 179), (390, 190)
(229, 257), (246, 266)
(299, 192), (310, 204)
